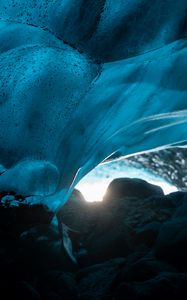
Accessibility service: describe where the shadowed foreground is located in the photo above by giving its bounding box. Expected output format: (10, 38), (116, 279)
(0, 179), (187, 299)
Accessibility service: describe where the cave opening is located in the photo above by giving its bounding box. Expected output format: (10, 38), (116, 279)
(76, 149), (179, 202)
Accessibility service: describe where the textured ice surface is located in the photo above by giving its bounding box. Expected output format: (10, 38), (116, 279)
(0, 1), (187, 211)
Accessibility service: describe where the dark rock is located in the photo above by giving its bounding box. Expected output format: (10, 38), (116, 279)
(15, 194), (25, 202)
(0, 203), (53, 238)
(173, 196), (187, 217)
(59, 189), (102, 234)
(84, 219), (133, 264)
(114, 282), (138, 300)
(0, 185), (186, 300)
(144, 191), (185, 209)
(132, 272), (187, 300)
(102, 195), (170, 233)
(2, 281), (41, 300)
(0, 190), (25, 206)
(59, 188), (187, 266)
(155, 217), (187, 270)
(76, 247), (88, 265)
(115, 272), (187, 300)
(103, 178), (164, 201)
(19, 224), (77, 273)
(77, 258), (126, 300)
(59, 189), (109, 264)
(0, 190), (16, 198)
(134, 221), (161, 247)
(0, 256), (24, 282)
(37, 271), (77, 300)
(42, 292), (62, 300)
(119, 253), (174, 282)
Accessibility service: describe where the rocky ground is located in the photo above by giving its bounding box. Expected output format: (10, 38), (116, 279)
(0, 178), (187, 299)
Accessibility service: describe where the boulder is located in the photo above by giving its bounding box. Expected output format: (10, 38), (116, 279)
(132, 272), (187, 300)
(115, 272), (187, 300)
(173, 195), (187, 218)
(134, 221), (162, 247)
(19, 224), (77, 273)
(77, 258), (126, 300)
(84, 218), (133, 264)
(0, 203), (53, 238)
(155, 217), (187, 270)
(2, 281), (41, 300)
(144, 192), (185, 210)
(59, 188), (187, 266)
(37, 271), (77, 300)
(59, 189), (102, 234)
(119, 253), (174, 282)
(103, 178), (164, 201)
(113, 282), (138, 300)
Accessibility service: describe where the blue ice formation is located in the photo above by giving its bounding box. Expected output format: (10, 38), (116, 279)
(0, 1), (187, 212)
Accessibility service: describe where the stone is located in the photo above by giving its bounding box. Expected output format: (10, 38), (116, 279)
(59, 189), (101, 234)
(119, 254), (174, 282)
(19, 224), (77, 273)
(0, 203), (53, 233)
(77, 258), (126, 300)
(37, 271), (77, 300)
(155, 217), (187, 270)
(103, 178), (164, 202)
(115, 272), (187, 300)
(114, 282), (138, 300)
(173, 196), (187, 218)
(2, 281), (41, 300)
(134, 221), (161, 247)
(84, 218), (133, 264)
(132, 272), (187, 300)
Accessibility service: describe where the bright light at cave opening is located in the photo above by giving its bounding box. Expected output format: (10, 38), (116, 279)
(76, 182), (108, 203)
(76, 159), (178, 202)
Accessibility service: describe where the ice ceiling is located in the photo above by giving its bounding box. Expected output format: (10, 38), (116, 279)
(0, 0), (187, 212)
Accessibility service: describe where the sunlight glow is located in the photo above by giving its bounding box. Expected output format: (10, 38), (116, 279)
(77, 182), (108, 202)
(76, 160), (178, 202)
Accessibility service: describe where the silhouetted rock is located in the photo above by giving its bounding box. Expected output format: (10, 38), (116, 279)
(119, 253), (174, 282)
(19, 224), (77, 273)
(59, 186), (185, 266)
(155, 191), (185, 209)
(77, 258), (126, 300)
(114, 282), (138, 300)
(84, 219), (133, 264)
(155, 217), (187, 270)
(2, 281), (41, 300)
(37, 271), (77, 300)
(0, 186), (186, 300)
(173, 195), (187, 217)
(42, 292), (61, 300)
(0, 203), (53, 238)
(115, 272), (187, 300)
(59, 189), (101, 234)
(103, 178), (164, 201)
(134, 221), (161, 247)
(132, 272), (187, 300)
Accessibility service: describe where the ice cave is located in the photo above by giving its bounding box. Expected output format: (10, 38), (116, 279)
(0, 1), (187, 299)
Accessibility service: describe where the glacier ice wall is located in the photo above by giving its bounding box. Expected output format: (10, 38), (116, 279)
(128, 147), (187, 190)
(0, 0), (187, 211)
